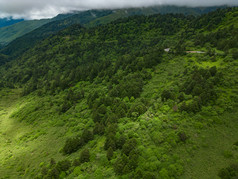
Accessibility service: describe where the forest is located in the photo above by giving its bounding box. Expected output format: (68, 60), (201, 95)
(0, 6), (238, 179)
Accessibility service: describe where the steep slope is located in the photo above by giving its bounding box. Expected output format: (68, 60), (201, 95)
(0, 12), (77, 46)
(0, 19), (51, 45)
(0, 7), (237, 179)
(0, 5), (226, 59)
(0, 17), (24, 28)
(0, 10), (113, 58)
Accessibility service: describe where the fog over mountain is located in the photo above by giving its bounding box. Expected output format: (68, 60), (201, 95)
(0, 0), (238, 19)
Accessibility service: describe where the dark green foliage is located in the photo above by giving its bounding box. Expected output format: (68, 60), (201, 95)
(73, 158), (81, 166)
(109, 73), (144, 99)
(50, 158), (56, 166)
(62, 137), (81, 155)
(231, 49), (238, 59)
(93, 122), (105, 135)
(116, 135), (127, 149)
(134, 169), (143, 179)
(80, 148), (90, 163)
(41, 159), (71, 178)
(56, 159), (71, 171)
(47, 167), (60, 178)
(41, 167), (48, 176)
(180, 66), (219, 113)
(61, 100), (72, 113)
(62, 130), (93, 155)
(128, 102), (147, 118)
(81, 129), (94, 143)
(161, 89), (176, 102)
(114, 150), (139, 175)
(122, 138), (137, 156)
(178, 93), (185, 102)
(107, 147), (114, 160)
(218, 163), (238, 179)
(0, 12), (190, 95)
(104, 133), (116, 151)
(61, 89), (85, 113)
(128, 150), (139, 171)
(209, 66), (217, 76)
(114, 155), (129, 175)
(178, 132), (188, 142)
(143, 172), (156, 179)
(0, 53), (8, 65)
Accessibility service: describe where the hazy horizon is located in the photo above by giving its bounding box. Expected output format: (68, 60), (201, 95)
(0, 0), (238, 20)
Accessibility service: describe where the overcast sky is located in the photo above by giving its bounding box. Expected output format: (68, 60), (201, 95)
(0, 0), (238, 19)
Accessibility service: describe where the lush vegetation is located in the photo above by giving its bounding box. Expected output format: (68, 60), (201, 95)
(0, 6), (238, 179)
(0, 5), (225, 58)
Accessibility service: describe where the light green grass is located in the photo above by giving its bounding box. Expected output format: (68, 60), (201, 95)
(177, 110), (238, 179)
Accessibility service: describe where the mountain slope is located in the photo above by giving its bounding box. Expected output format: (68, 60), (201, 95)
(0, 10), (113, 58)
(0, 6), (224, 56)
(0, 18), (24, 28)
(0, 19), (51, 45)
(0, 7), (237, 179)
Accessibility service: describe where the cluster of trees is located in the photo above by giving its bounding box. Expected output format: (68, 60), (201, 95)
(40, 149), (91, 179)
(62, 129), (93, 155)
(218, 163), (238, 179)
(0, 12), (190, 94)
(161, 66), (221, 113)
(179, 66), (220, 113)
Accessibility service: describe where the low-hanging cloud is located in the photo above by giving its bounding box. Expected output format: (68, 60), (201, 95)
(0, 0), (238, 19)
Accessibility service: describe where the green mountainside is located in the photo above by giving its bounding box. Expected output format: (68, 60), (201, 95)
(0, 5), (226, 59)
(0, 13), (77, 46)
(0, 10), (113, 59)
(0, 18), (24, 28)
(0, 7), (238, 179)
(0, 19), (51, 45)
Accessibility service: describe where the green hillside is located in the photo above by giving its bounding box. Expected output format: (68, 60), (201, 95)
(0, 18), (24, 28)
(0, 7), (238, 179)
(0, 10), (113, 58)
(0, 19), (51, 45)
(0, 5), (225, 59)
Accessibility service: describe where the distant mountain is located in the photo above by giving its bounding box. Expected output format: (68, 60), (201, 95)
(0, 10), (113, 58)
(0, 13), (76, 46)
(0, 19), (51, 46)
(0, 5), (227, 59)
(0, 5), (226, 47)
(0, 18), (24, 28)
(85, 6), (227, 28)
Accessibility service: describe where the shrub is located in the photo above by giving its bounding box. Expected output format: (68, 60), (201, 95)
(62, 137), (81, 155)
(218, 163), (238, 179)
(122, 138), (137, 156)
(80, 148), (90, 163)
(107, 147), (114, 160)
(56, 160), (71, 172)
(161, 89), (175, 102)
(178, 132), (188, 142)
